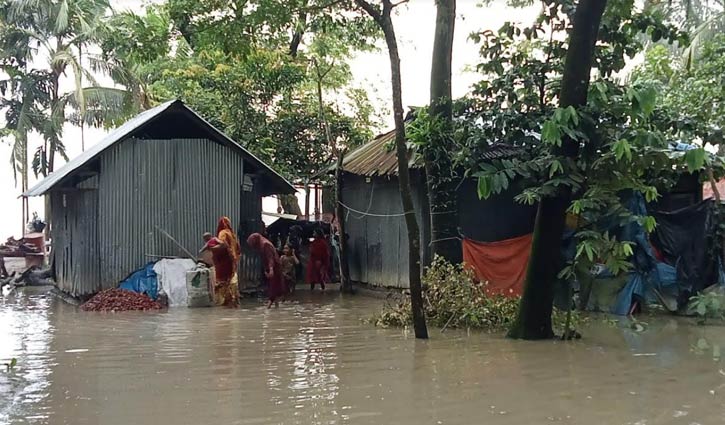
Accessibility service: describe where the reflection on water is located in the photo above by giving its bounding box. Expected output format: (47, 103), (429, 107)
(2, 287), (725, 424)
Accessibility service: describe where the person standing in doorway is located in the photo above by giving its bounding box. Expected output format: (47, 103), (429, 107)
(247, 233), (285, 308)
(306, 228), (330, 291)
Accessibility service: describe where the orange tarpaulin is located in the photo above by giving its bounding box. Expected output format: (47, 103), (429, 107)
(462, 233), (533, 297)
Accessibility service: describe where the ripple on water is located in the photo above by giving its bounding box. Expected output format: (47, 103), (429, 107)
(3, 289), (725, 424)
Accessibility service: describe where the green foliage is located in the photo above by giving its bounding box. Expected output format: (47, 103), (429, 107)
(455, 0), (721, 290)
(633, 35), (725, 142)
(0, 0), (142, 178)
(98, 0), (382, 183)
(369, 257), (584, 334)
(688, 291), (725, 324)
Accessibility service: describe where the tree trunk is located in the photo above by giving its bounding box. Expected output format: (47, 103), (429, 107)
(507, 0), (608, 340)
(356, 0), (428, 339)
(336, 154), (353, 293)
(304, 181), (311, 219)
(426, 0), (460, 264)
(312, 63), (352, 293)
(289, 6), (308, 58)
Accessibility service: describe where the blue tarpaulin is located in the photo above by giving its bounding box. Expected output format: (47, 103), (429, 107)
(119, 262), (159, 300)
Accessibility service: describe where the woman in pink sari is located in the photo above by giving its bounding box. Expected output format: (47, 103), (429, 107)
(247, 233), (285, 308)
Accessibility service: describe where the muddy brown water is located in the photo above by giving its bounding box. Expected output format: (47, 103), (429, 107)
(2, 287), (725, 425)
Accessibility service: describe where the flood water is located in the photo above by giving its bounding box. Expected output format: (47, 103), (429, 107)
(2, 287), (725, 425)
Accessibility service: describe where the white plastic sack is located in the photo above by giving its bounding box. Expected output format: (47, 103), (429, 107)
(186, 266), (213, 308)
(153, 259), (196, 307)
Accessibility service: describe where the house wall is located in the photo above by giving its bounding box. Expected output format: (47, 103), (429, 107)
(51, 137), (260, 297)
(457, 178), (537, 242)
(341, 175), (536, 289)
(342, 172), (430, 288)
(51, 177), (101, 296)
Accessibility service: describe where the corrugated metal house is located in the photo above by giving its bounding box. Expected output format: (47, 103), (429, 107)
(25, 100), (295, 298)
(338, 127), (537, 289)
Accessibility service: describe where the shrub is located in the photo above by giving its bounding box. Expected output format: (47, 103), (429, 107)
(369, 256), (582, 334)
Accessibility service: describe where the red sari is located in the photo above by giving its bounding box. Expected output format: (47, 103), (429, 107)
(306, 237), (330, 285)
(247, 233), (285, 302)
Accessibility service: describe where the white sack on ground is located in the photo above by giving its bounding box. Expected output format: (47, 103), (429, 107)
(154, 259), (196, 307)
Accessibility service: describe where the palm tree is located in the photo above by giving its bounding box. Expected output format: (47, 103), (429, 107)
(645, 0), (725, 68)
(2, 0), (143, 176)
(1, 0), (150, 233)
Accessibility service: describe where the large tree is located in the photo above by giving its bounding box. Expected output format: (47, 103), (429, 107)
(424, 0), (459, 264)
(462, 0), (696, 339)
(100, 1), (379, 188)
(507, 0), (609, 339)
(0, 0), (134, 176)
(355, 0), (429, 339)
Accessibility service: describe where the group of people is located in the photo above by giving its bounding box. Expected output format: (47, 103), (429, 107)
(200, 216), (332, 309)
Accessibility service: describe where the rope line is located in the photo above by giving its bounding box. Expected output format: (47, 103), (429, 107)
(338, 201), (413, 218)
(428, 236), (462, 246)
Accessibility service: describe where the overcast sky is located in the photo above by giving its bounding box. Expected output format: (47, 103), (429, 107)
(0, 0), (539, 239)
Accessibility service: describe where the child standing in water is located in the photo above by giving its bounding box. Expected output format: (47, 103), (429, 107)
(306, 228), (331, 291)
(279, 244), (299, 295)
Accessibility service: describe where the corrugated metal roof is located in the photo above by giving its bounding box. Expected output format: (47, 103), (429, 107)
(341, 127), (419, 176)
(342, 125), (524, 176)
(25, 99), (295, 196)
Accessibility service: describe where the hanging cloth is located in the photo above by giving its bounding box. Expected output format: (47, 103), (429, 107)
(462, 233), (533, 297)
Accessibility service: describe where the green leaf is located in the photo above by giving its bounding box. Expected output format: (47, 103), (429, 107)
(570, 200), (582, 214)
(685, 148), (706, 172)
(638, 86), (657, 116)
(711, 297), (721, 311)
(594, 81), (608, 102)
(541, 121), (561, 146)
(697, 302), (708, 317)
(500, 172), (509, 191)
(643, 216), (657, 233)
(477, 175), (492, 199)
(584, 243), (595, 262)
(549, 159), (563, 178)
(643, 187), (659, 203)
(565, 106), (579, 126)
(613, 139), (632, 162)
(622, 244), (634, 256)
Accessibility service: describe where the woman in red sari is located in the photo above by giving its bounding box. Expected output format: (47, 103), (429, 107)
(306, 228), (330, 291)
(211, 217), (241, 308)
(247, 233), (285, 308)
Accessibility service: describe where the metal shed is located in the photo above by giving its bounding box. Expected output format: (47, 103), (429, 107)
(338, 127), (536, 289)
(25, 100), (295, 297)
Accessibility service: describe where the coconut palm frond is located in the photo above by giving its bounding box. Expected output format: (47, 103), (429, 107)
(681, 9), (725, 69)
(65, 86), (137, 128)
(55, 0), (70, 33)
(8, 0), (44, 22)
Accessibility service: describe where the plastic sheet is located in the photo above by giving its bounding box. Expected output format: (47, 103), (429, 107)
(154, 259), (196, 307)
(119, 262), (158, 300)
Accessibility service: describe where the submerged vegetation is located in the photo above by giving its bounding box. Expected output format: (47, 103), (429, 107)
(369, 257), (585, 335)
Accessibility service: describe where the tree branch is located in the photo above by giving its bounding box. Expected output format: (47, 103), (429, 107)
(355, 0), (383, 22)
(300, 0), (346, 13)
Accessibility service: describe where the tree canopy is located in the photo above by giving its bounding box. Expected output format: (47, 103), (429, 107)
(98, 1), (382, 184)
